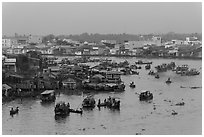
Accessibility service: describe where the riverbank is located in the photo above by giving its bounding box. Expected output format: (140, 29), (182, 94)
(42, 54), (202, 60)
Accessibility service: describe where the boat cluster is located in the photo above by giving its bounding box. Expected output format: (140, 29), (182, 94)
(154, 62), (200, 76)
(54, 101), (83, 116)
(54, 95), (121, 117)
(92, 60), (142, 76)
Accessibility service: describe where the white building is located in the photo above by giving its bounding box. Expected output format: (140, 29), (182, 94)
(3, 58), (17, 72)
(172, 40), (184, 45)
(152, 36), (162, 46)
(2, 38), (12, 48)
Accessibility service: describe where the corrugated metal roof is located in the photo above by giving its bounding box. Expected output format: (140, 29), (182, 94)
(41, 90), (55, 95)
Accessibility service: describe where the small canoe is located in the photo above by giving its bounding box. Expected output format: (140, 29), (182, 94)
(10, 107), (19, 115)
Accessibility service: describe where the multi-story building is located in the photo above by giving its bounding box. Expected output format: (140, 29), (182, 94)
(3, 58), (17, 72)
(2, 38), (12, 48)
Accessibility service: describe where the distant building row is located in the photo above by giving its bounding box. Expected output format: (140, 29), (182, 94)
(2, 34), (42, 48)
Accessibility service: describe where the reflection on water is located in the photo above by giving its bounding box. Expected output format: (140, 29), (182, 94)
(2, 58), (202, 135)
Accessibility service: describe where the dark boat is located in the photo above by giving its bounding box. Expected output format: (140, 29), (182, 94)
(175, 65), (189, 74)
(137, 66), (142, 69)
(148, 70), (155, 75)
(130, 82), (136, 88)
(54, 102), (70, 116)
(41, 90), (56, 103)
(155, 74), (160, 79)
(106, 97), (120, 109)
(135, 60), (152, 65)
(139, 90), (153, 101)
(181, 69), (200, 76)
(97, 97), (120, 109)
(131, 70), (139, 75)
(82, 95), (96, 108)
(145, 64), (151, 70)
(10, 107), (19, 115)
(166, 78), (172, 84)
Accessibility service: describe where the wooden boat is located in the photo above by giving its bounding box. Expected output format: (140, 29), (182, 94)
(129, 82), (136, 88)
(155, 74), (160, 79)
(181, 69), (200, 76)
(131, 70), (139, 75)
(137, 66), (142, 69)
(83, 82), (125, 92)
(166, 78), (172, 84)
(40, 90), (56, 103)
(135, 60), (152, 65)
(148, 70), (155, 75)
(139, 90), (153, 101)
(176, 65), (189, 74)
(145, 64), (151, 70)
(106, 97), (120, 109)
(97, 97), (120, 109)
(155, 64), (167, 72)
(82, 95), (96, 108)
(10, 107), (19, 115)
(54, 102), (70, 116)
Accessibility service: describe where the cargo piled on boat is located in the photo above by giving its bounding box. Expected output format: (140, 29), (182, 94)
(139, 90), (153, 101)
(40, 90), (56, 103)
(54, 102), (70, 116)
(82, 95), (96, 108)
(97, 96), (120, 109)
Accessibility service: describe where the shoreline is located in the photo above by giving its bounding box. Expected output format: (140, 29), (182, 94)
(41, 54), (202, 60)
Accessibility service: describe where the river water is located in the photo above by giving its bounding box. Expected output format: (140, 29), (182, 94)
(2, 57), (202, 135)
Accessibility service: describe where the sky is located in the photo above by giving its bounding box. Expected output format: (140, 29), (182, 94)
(2, 2), (202, 36)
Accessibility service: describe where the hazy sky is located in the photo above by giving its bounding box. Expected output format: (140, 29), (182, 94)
(2, 2), (202, 36)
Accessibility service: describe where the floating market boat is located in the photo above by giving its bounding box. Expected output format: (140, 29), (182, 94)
(145, 64), (151, 70)
(175, 65), (189, 74)
(181, 69), (200, 76)
(83, 82), (125, 92)
(40, 90), (56, 103)
(131, 69), (139, 75)
(166, 78), (172, 84)
(10, 107), (19, 115)
(148, 70), (156, 75)
(129, 82), (136, 88)
(97, 97), (120, 109)
(54, 102), (70, 116)
(155, 74), (160, 79)
(82, 95), (96, 108)
(139, 90), (153, 101)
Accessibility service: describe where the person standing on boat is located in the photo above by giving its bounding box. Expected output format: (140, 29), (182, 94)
(98, 99), (101, 106)
(67, 103), (70, 108)
(168, 77), (171, 81)
(104, 99), (106, 103)
(17, 88), (23, 103)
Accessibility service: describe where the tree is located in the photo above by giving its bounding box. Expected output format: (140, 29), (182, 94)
(42, 34), (56, 44)
(16, 54), (30, 72)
